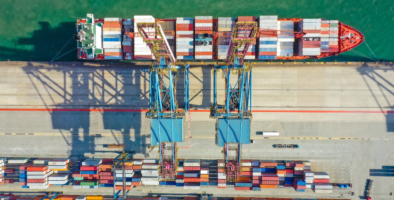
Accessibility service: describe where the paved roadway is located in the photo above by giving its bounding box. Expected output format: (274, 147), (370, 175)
(0, 62), (393, 199)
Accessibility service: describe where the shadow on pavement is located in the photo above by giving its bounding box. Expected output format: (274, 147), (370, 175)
(23, 61), (150, 158)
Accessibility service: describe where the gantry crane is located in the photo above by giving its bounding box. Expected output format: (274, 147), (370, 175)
(138, 22), (189, 180)
(211, 21), (256, 182)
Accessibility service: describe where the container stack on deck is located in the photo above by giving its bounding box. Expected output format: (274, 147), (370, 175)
(8, 158), (28, 185)
(277, 21), (295, 57)
(122, 19), (133, 60)
(114, 162), (133, 191)
(103, 18), (123, 60)
(259, 16), (278, 60)
(329, 20), (339, 52)
(0, 158), (5, 185)
(183, 159), (200, 189)
(299, 19), (321, 56)
(195, 16), (213, 60)
(217, 17), (234, 60)
(200, 162), (209, 186)
(217, 160), (226, 189)
(48, 159), (70, 174)
(98, 159), (113, 188)
(313, 172), (332, 193)
(176, 17), (194, 60)
(141, 159), (159, 186)
(237, 17), (256, 60)
(134, 15), (155, 60)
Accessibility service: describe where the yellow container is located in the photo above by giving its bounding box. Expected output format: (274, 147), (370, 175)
(86, 196), (103, 200)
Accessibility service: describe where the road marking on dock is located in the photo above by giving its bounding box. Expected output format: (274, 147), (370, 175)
(0, 132), (392, 142)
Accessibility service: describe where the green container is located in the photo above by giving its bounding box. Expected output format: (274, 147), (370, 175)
(330, 23), (338, 27)
(80, 181), (98, 186)
(74, 177), (84, 181)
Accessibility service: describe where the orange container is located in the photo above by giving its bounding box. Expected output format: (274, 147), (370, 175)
(125, 162), (133, 166)
(200, 178), (209, 182)
(133, 165), (142, 170)
(177, 52), (193, 56)
(104, 52), (122, 56)
(60, 196), (78, 200)
(237, 176), (251, 181)
(132, 182), (141, 186)
(103, 28), (121, 32)
(103, 24), (122, 28)
(100, 164), (112, 171)
(200, 174), (209, 178)
(277, 170), (286, 174)
(195, 19), (212, 23)
(104, 21), (122, 25)
(241, 167), (252, 171)
(195, 52), (212, 56)
(218, 168), (224, 173)
(183, 177), (200, 182)
(27, 166), (48, 171)
(260, 184), (277, 188)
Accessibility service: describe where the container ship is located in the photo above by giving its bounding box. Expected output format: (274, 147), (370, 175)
(75, 14), (364, 61)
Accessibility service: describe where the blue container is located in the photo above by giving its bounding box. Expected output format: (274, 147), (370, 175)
(259, 48), (277, 52)
(132, 178), (141, 182)
(19, 178), (26, 182)
(160, 181), (167, 185)
(200, 182), (209, 186)
(235, 182), (253, 187)
(253, 187), (261, 191)
(339, 184), (344, 188)
(22, 185), (29, 189)
(321, 41), (329, 45)
(209, 182), (217, 186)
(175, 183), (184, 187)
(276, 165), (285, 170)
(251, 161), (260, 166)
(19, 174), (26, 178)
(252, 168), (261, 172)
(117, 177), (132, 181)
(285, 181), (293, 185)
(259, 41), (277, 45)
(296, 180), (306, 186)
(259, 56), (276, 60)
(20, 170), (26, 174)
(284, 177), (294, 181)
(345, 184), (350, 188)
(99, 184), (114, 187)
(182, 56), (194, 59)
(103, 38), (121, 42)
(80, 170), (98, 175)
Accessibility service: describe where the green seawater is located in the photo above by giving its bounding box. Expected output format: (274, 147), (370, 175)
(0, 0), (393, 62)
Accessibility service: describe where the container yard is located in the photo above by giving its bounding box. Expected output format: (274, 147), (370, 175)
(1, 5), (394, 200)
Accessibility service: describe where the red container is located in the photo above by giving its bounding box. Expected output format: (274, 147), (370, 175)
(195, 27), (213, 31)
(262, 176), (279, 181)
(235, 187), (252, 190)
(294, 170), (303, 175)
(115, 185), (131, 190)
(132, 165), (142, 170)
(218, 168), (225, 173)
(5, 169), (14, 173)
(132, 182), (141, 186)
(100, 172), (112, 176)
(238, 16), (255, 21)
(81, 166), (98, 171)
(262, 180), (279, 185)
(184, 166), (200, 171)
(260, 162), (277, 167)
(5, 179), (15, 183)
(259, 52), (276, 56)
(295, 185), (306, 189)
(252, 179), (260, 184)
(27, 166), (48, 171)
(183, 177), (200, 182)
(72, 172), (82, 178)
(285, 169), (294, 173)
(313, 179), (330, 183)
(100, 176), (113, 180)
(195, 19), (212, 23)
(218, 179), (226, 183)
(252, 176), (260, 180)
(99, 179), (114, 184)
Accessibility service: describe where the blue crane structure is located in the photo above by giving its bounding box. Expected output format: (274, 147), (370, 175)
(211, 21), (257, 181)
(137, 22), (190, 180)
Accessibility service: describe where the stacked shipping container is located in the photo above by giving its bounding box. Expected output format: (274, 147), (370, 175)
(320, 20), (340, 53)
(277, 21), (294, 57)
(183, 159), (200, 189)
(98, 159), (113, 188)
(0, 158), (5, 185)
(141, 159), (159, 185)
(48, 159), (70, 174)
(259, 16), (278, 60)
(195, 16), (213, 59)
(176, 161), (184, 187)
(176, 17), (194, 60)
(299, 19), (321, 56)
(217, 17), (234, 60)
(122, 19), (133, 60)
(217, 160), (226, 189)
(114, 162), (133, 190)
(158, 20), (176, 55)
(79, 158), (102, 189)
(134, 15), (155, 60)
(237, 17), (256, 60)
(26, 165), (51, 189)
(103, 18), (123, 60)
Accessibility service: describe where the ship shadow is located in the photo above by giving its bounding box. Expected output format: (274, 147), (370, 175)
(0, 22), (77, 61)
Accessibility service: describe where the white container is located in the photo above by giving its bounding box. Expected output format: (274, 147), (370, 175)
(218, 183), (226, 187)
(115, 181), (132, 186)
(142, 180), (160, 185)
(261, 132), (279, 136)
(82, 159), (102, 166)
(115, 172), (134, 177)
(200, 170), (209, 174)
(314, 183), (333, 189)
(105, 49), (122, 53)
(8, 158), (28, 164)
(142, 164), (158, 169)
(27, 171), (48, 175)
(141, 169), (159, 176)
(48, 165), (67, 170)
(115, 170), (134, 174)
(48, 174), (68, 180)
(252, 172), (261, 176)
(241, 162), (252, 167)
(143, 159), (158, 164)
(141, 177), (158, 182)
(104, 18), (122, 21)
(176, 179), (184, 183)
